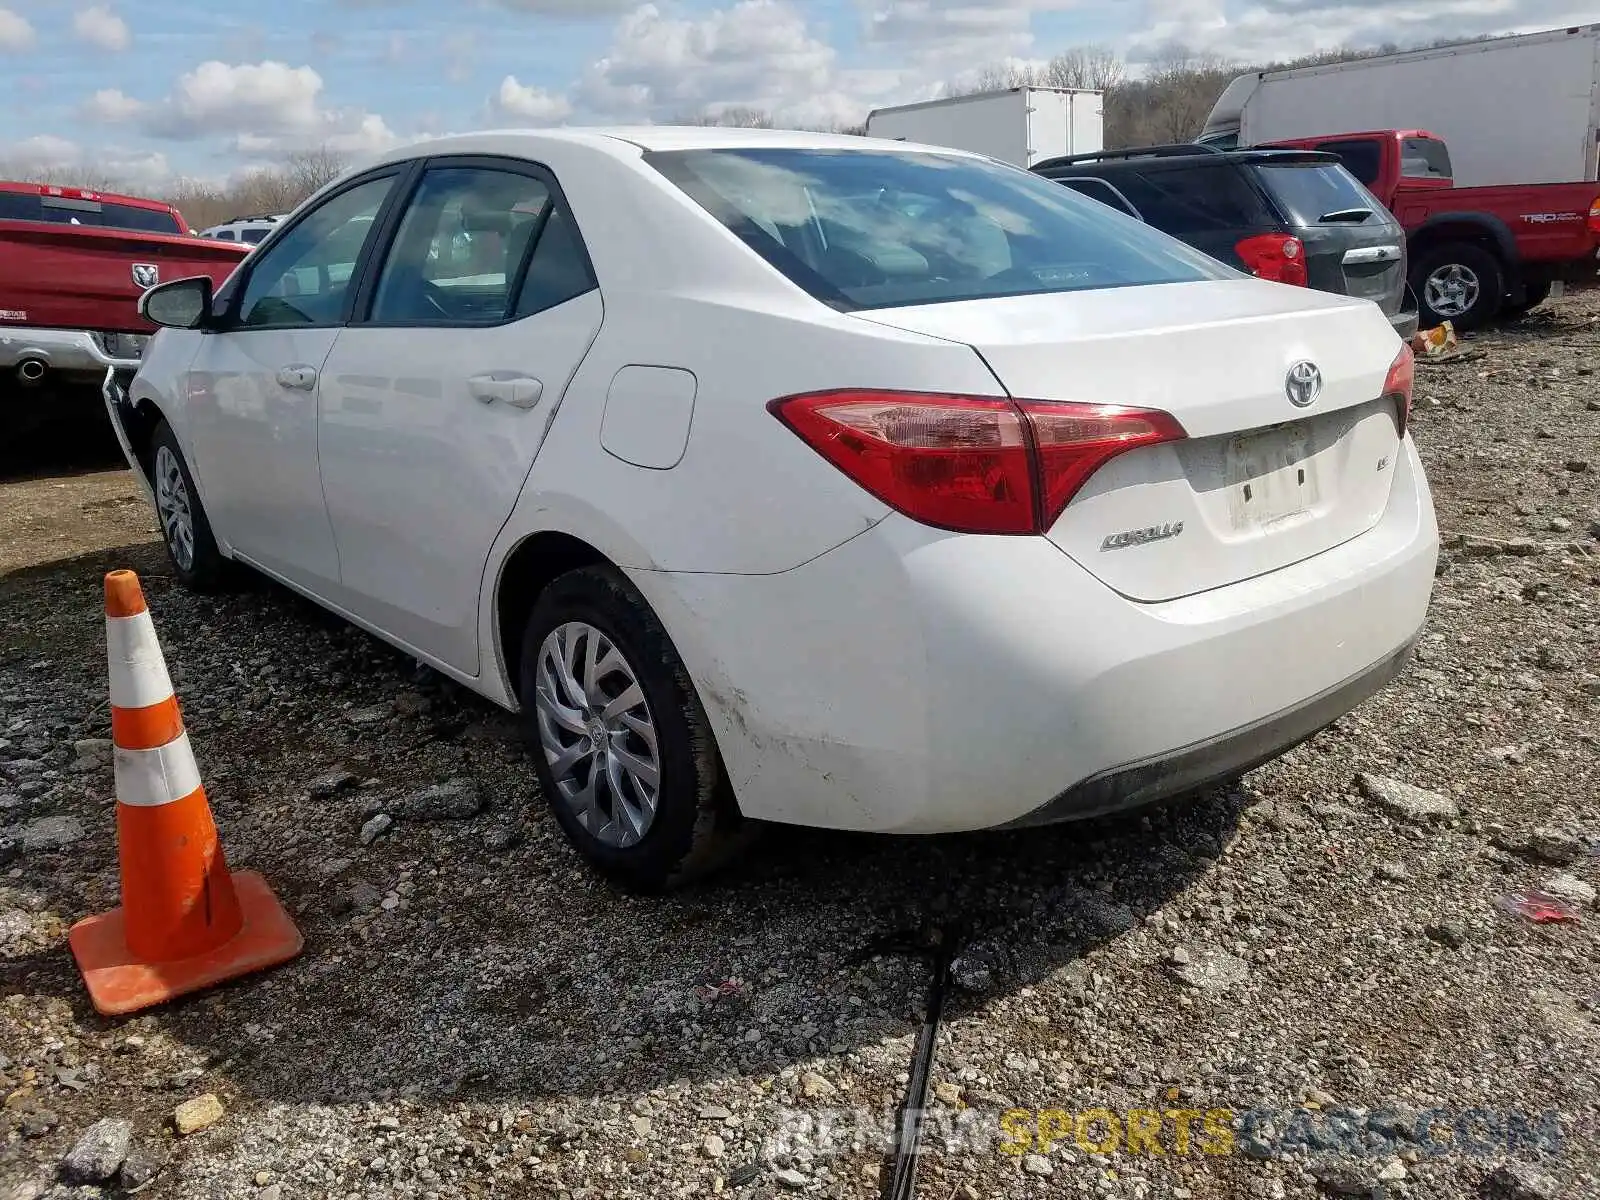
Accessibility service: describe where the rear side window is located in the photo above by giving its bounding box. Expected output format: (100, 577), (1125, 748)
(1104, 165), (1274, 237)
(1053, 177), (1141, 220)
(242, 228), (270, 244)
(0, 192), (183, 234)
(1254, 163), (1386, 226)
(1312, 139), (1382, 188)
(1400, 138), (1452, 179)
(647, 147), (1227, 311)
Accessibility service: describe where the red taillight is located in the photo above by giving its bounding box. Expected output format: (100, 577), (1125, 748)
(1587, 197), (1600, 237)
(1385, 344), (1416, 436)
(769, 390), (1186, 535)
(1236, 234), (1308, 286)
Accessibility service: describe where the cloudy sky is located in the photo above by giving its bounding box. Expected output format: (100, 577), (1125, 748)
(0, 0), (1591, 187)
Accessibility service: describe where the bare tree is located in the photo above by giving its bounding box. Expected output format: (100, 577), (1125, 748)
(283, 145), (350, 196)
(1043, 45), (1125, 91)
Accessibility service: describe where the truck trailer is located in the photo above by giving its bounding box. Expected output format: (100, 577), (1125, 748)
(865, 87), (1104, 169)
(1199, 24), (1600, 188)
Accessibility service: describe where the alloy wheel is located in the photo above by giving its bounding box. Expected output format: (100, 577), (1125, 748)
(153, 445), (196, 571)
(533, 621), (661, 849)
(1423, 263), (1480, 319)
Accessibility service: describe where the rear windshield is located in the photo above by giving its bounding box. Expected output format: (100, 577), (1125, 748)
(0, 191), (181, 234)
(1400, 137), (1452, 180)
(1253, 162), (1386, 227)
(646, 148), (1229, 311)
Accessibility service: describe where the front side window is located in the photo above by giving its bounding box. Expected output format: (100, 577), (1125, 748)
(235, 175), (395, 328)
(648, 148), (1227, 311)
(370, 165), (594, 325)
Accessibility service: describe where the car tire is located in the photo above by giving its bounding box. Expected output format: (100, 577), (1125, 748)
(1501, 280), (1552, 321)
(1413, 242), (1504, 330)
(518, 566), (750, 892)
(149, 420), (231, 592)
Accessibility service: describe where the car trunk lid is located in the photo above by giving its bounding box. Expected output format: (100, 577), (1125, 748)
(854, 278), (1405, 602)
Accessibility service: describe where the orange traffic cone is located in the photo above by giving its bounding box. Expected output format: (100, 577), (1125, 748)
(69, 570), (303, 1016)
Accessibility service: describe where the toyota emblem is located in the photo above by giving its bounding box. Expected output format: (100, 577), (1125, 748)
(1285, 360), (1322, 408)
(131, 263), (160, 289)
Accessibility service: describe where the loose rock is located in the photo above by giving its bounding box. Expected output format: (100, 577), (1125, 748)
(1357, 773), (1458, 823)
(58, 1117), (133, 1183)
(1541, 873), (1596, 908)
(1484, 1162), (1560, 1200)
(172, 1092), (225, 1135)
(17, 815), (86, 852)
(1169, 946), (1249, 993)
(359, 813), (392, 846)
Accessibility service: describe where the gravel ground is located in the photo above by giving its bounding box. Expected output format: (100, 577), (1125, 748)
(2, 298), (1598, 1200)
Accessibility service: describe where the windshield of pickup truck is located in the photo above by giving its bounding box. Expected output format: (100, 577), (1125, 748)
(1254, 162), (1387, 227)
(0, 191), (182, 235)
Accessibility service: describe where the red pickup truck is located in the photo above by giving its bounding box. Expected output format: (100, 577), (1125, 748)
(1262, 130), (1600, 328)
(1, 181), (248, 394)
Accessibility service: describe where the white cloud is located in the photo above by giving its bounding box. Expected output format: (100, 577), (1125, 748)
(0, 6), (34, 51)
(577, 0), (862, 123)
(146, 61), (325, 139)
(73, 5), (132, 52)
(1125, 0), (1600, 63)
(131, 59), (397, 162)
(84, 88), (145, 123)
(493, 76), (574, 122)
(5, 134), (81, 167)
(103, 150), (172, 191)
(860, 0), (1086, 70)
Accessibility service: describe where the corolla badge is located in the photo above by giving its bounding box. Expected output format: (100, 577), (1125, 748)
(131, 263), (160, 289)
(1285, 360), (1322, 408)
(1101, 522), (1184, 552)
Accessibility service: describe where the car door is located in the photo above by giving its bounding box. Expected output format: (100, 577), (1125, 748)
(182, 170), (406, 591)
(315, 156), (604, 673)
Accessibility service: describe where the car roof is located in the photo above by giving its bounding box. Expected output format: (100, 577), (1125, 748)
(1034, 146), (1336, 174)
(363, 126), (983, 167)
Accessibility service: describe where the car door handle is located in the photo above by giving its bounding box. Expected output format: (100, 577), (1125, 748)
(468, 373), (543, 410)
(276, 365), (318, 390)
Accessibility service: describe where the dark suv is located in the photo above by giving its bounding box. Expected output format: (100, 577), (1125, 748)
(1033, 145), (1418, 340)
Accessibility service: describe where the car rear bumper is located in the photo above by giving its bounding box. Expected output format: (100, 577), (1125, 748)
(1389, 305), (1419, 340)
(999, 634), (1418, 827)
(0, 327), (142, 377)
(635, 435), (1439, 835)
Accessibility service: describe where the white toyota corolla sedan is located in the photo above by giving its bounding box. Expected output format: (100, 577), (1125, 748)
(111, 128), (1438, 891)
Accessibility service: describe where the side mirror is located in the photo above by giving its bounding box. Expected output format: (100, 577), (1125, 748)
(139, 276), (214, 330)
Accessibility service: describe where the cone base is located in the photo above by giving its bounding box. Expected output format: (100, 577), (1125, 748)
(69, 871), (304, 1016)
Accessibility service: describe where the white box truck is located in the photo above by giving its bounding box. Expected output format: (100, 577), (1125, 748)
(1199, 24), (1600, 187)
(865, 88), (1104, 169)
